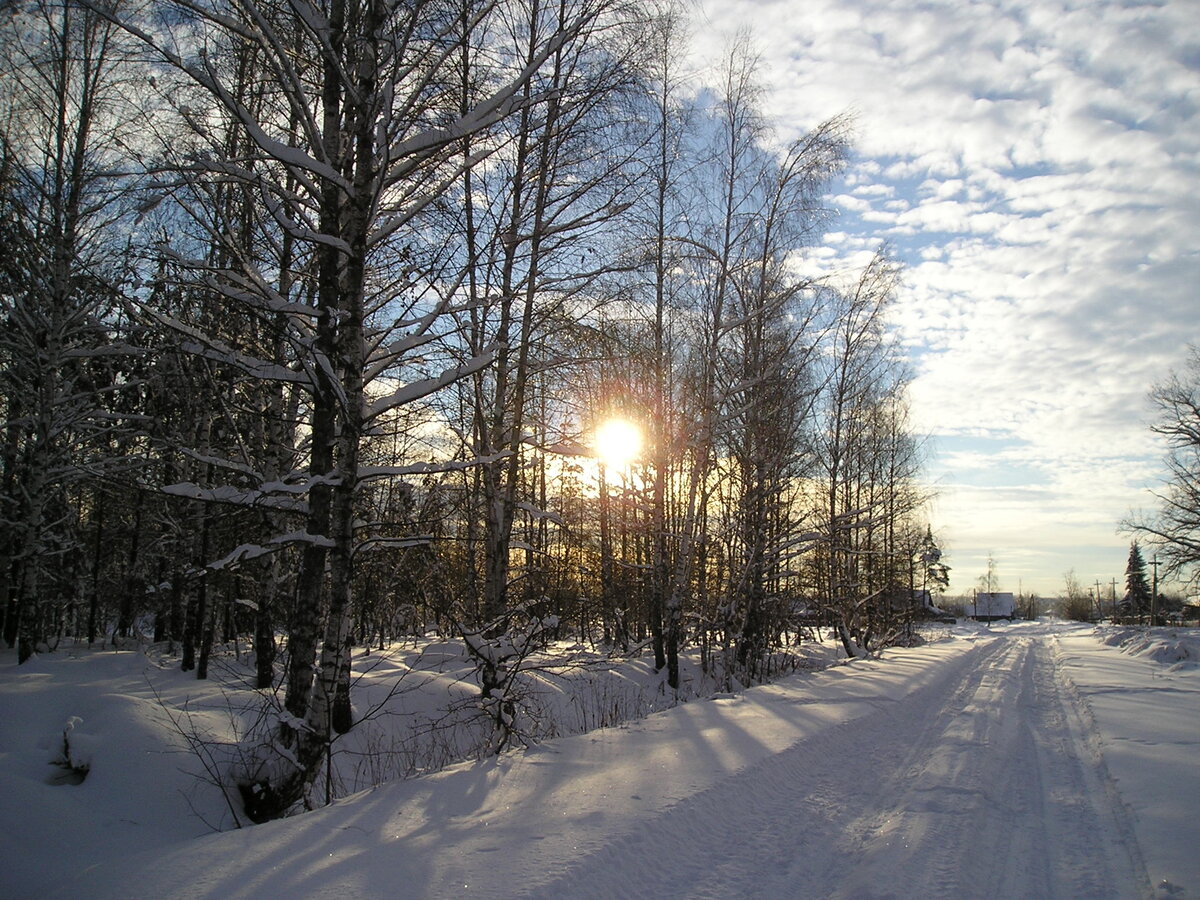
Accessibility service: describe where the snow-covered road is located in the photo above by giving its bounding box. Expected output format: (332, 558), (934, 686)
(32, 623), (1197, 900)
(526, 635), (1148, 899)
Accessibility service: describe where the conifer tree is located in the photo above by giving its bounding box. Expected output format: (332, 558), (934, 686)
(918, 526), (950, 596)
(1123, 541), (1152, 618)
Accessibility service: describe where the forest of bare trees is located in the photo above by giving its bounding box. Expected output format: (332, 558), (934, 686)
(0, 0), (941, 816)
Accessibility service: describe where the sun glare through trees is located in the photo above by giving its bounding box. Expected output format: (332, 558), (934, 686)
(595, 418), (643, 469)
(0, 0), (945, 818)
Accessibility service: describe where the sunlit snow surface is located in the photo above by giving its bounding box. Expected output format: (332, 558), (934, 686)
(1, 620), (1195, 899)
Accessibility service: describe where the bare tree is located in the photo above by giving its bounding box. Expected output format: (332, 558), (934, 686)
(633, 0), (689, 681)
(447, 0), (648, 626)
(0, 0), (140, 661)
(92, 0), (621, 815)
(811, 250), (907, 657)
(1059, 568), (1094, 621)
(718, 118), (848, 682)
(1128, 347), (1200, 586)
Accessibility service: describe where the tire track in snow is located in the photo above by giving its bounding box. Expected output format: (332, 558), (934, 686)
(823, 636), (1148, 900)
(1046, 635), (1154, 897)
(520, 635), (1151, 900)
(519, 638), (1006, 899)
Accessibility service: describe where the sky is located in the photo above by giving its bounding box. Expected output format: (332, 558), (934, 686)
(695, 0), (1200, 597)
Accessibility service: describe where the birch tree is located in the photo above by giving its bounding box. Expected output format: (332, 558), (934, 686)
(659, 39), (848, 685)
(93, 0), (621, 814)
(635, 1), (689, 681)
(447, 0), (646, 626)
(0, 0), (139, 661)
(718, 119), (847, 682)
(660, 39), (762, 688)
(813, 249), (904, 657)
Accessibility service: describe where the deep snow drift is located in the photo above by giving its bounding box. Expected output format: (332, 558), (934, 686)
(1, 620), (1196, 899)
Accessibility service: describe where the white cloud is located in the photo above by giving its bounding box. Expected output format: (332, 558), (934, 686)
(694, 0), (1200, 593)
(851, 182), (894, 198)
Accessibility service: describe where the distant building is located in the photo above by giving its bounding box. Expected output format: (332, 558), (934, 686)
(1182, 598), (1200, 623)
(972, 592), (1015, 621)
(891, 589), (956, 622)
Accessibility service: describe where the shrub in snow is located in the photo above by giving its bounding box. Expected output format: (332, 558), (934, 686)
(50, 716), (92, 784)
(459, 604), (565, 754)
(229, 713), (307, 824)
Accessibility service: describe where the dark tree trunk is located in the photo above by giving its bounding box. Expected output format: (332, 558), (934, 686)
(168, 571), (184, 652)
(255, 560), (277, 689)
(87, 487), (104, 645)
(180, 584), (197, 668)
(197, 584), (213, 679)
(117, 494), (142, 638)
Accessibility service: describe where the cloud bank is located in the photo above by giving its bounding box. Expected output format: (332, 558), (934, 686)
(696, 0), (1200, 593)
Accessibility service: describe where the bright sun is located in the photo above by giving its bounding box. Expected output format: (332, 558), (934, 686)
(595, 417), (643, 468)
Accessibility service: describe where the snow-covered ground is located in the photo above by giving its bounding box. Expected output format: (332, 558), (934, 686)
(1, 620), (1195, 899)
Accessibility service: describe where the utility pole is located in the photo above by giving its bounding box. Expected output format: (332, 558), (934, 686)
(1095, 579), (1104, 620)
(1150, 555), (1160, 627)
(1110, 578), (1118, 620)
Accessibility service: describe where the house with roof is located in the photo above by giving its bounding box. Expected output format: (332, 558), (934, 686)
(971, 591), (1015, 622)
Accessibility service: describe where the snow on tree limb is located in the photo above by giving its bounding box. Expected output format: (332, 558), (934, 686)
(358, 451), (511, 481)
(364, 348), (496, 420)
(516, 501), (564, 527)
(200, 531), (338, 573)
(160, 475), (344, 512)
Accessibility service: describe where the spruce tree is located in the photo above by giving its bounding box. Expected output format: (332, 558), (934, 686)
(918, 526), (951, 596)
(1123, 541), (1152, 618)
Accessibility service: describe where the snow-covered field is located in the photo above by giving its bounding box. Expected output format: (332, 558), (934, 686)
(1, 620), (1195, 899)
